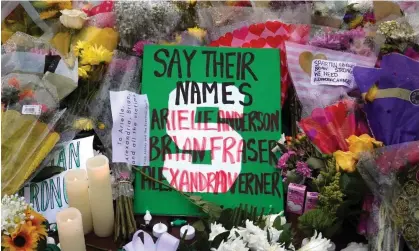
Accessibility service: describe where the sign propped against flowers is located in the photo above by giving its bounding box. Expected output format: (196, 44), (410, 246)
(136, 45), (283, 215)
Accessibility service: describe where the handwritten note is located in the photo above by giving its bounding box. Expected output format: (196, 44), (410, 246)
(110, 91), (149, 166)
(311, 59), (356, 87)
(24, 136), (94, 223)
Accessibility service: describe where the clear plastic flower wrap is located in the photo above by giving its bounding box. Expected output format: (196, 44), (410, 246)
(88, 51), (140, 244)
(357, 141), (419, 251)
(114, 1), (182, 49)
(1, 80), (64, 196)
(285, 41), (377, 118)
(312, 1), (348, 28)
(309, 26), (375, 57)
(2, 32), (78, 143)
(199, 3), (312, 41)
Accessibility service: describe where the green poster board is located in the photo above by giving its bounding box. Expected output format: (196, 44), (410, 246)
(136, 45), (283, 215)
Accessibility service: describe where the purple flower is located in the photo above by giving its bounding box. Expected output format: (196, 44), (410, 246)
(296, 161), (312, 177)
(276, 151), (296, 169)
(132, 40), (153, 56)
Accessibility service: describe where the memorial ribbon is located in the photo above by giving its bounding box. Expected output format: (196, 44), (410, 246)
(123, 230), (179, 251)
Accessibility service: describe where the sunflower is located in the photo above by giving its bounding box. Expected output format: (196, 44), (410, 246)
(25, 209), (47, 239)
(2, 223), (38, 251)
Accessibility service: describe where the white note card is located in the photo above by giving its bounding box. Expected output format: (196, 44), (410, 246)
(110, 91), (150, 166)
(311, 59), (356, 87)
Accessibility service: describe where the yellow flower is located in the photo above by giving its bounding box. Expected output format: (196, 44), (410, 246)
(349, 16), (364, 29)
(159, 34), (182, 45)
(2, 223), (38, 251)
(73, 40), (89, 56)
(346, 134), (383, 159)
(78, 67), (89, 78)
(80, 45), (113, 65)
(365, 84), (379, 102)
(25, 209), (47, 239)
(334, 150), (357, 173)
(39, 10), (59, 20)
(73, 118), (94, 131)
(98, 122), (105, 130)
(58, 1), (72, 10)
(187, 27), (207, 40)
(74, 26), (119, 52)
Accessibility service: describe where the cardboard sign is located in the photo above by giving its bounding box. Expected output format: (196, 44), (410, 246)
(24, 136), (94, 223)
(135, 45), (283, 215)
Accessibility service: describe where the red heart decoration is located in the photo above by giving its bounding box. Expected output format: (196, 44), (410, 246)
(233, 26), (249, 40)
(250, 38), (266, 48)
(249, 23), (265, 36)
(265, 21), (282, 34)
(209, 41), (220, 47)
(242, 43), (251, 48)
(218, 33), (233, 46)
(266, 36), (282, 48)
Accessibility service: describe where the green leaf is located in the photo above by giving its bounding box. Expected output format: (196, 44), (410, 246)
(272, 215), (285, 230)
(31, 166), (65, 183)
(218, 208), (234, 229)
(189, 195), (202, 201)
(193, 231), (210, 251)
(307, 157), (326, 170)
(192, 220), (206, 232)
(278, 223), (294, 248)
(210, 231), (229, 249)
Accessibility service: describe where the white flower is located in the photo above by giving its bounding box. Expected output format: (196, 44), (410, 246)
(209, 222), (227, 241)
(211, 238), (249, 251)
(298, 231), (332, 251)
(341, 242), (368, 251)
(1, 194), (30, 234)
(266, 243), (286, 251)
(247, 234), (270, 251)
(267, 227), (282, 244)
(278, 134), (286, 144)
(265, 212), (286, 228)
(59, 9), (88, 29)
(245, 220), (265, 235)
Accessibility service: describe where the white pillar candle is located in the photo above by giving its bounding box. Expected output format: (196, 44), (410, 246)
(180, 225), (195, 240)
(64, 169), (93, 234)
(152, 222), (168, 238)
(86, 155), (114, 237)
(56, 207), (86, 251)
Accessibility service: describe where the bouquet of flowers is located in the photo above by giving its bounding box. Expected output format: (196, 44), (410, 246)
(1, 195), (49, 251)
(274, 133), (319, 188)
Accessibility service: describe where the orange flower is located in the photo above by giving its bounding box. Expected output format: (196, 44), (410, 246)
(2, 223), (38, 251)
(18, 89), (35, 101)
(8, 77), (20, 89)
(25, 209), (47, 239)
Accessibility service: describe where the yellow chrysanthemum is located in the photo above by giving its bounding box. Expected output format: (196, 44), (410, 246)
(39, 10), (59, 20)
(73, 40), (89, 57)
(73, 118), (94, 131)
(80, 45), (113, 65)
(78, 67), (89, 78)
(58, 1), (72, 10)
(187, 27), (207, 40)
